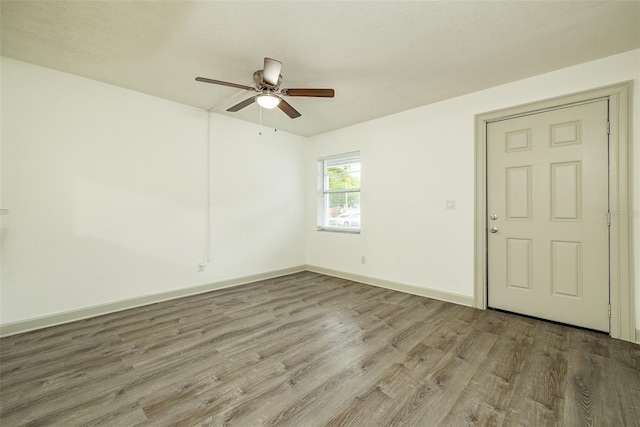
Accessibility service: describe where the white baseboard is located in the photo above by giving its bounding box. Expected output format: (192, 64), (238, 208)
(2, 261), (635, 344)
(1, 265), (476, 338)
(0, 265), (306, 337)
(4, 264), (629, 341)
(305, 265), (475, 307)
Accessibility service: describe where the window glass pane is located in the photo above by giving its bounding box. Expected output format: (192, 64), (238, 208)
(325, 167), (360, 190)
(327, 197), (360, 229)
(317, 152), (361, 232)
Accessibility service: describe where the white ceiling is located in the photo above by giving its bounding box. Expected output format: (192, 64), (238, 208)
(2, 1), (639, 137)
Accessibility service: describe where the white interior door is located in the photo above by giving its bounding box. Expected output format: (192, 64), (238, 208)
(487, 100), (609, 332)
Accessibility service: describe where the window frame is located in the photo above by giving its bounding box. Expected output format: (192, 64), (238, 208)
(317, 151), (361, 234)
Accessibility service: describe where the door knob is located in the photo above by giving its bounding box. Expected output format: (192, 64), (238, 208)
(490, 227), (498, 233)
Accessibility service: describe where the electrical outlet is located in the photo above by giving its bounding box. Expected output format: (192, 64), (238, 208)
(446, 199), (456, 210)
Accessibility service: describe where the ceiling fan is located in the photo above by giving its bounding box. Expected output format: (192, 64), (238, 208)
(196, 57), (334, 119)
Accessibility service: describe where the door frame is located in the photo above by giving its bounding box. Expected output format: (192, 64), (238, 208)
(474, 81), (635, 342)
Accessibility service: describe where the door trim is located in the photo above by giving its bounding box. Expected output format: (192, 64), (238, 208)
(474, 81), (635, 342)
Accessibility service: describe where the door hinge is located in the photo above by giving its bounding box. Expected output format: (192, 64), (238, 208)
(606, 121), (610, 135)
(606, 211), (612, 226)
(608, 305), (611, 318)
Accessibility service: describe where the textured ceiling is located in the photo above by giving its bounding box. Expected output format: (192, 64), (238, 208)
(2, 1), (639, 137)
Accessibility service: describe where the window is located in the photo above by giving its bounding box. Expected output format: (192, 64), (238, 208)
(317, 152), (361, 233)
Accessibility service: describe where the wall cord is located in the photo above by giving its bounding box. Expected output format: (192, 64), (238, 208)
(198, 110), (212, 271)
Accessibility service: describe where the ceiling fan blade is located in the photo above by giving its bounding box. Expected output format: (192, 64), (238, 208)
(281, 88), (335, 97)
(196, 77), (255, 91)
(227, 96), (256, 112)
(278, 99), (301, 119)
(263, 58), (282, 87)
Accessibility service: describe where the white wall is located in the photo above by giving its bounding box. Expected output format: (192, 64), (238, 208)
(306, 50), (640, 327)
(2, 50), (638, 330)
(207, 114), (307, 279)
(0, 57), (307, 325)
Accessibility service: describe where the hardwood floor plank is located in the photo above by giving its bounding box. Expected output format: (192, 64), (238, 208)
(384, 330), (498, 426)
(563, 349), (640, 426)
(1, 362), (140, 426)
(2, 272), (638, 426)
(324, 385), (393, 427)
(439, 333), (534, 426)
(614, 360), (640, 426)
(439, 375), (507, 427)
(502, 324), (570, 426)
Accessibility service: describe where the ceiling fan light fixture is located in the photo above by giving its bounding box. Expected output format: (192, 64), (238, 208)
(256, 93), (281, 109)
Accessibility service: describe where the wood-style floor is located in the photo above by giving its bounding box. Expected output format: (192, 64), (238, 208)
(1, 272), (639, 426)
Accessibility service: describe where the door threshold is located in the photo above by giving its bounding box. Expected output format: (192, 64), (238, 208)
(487, 307), (609, 336)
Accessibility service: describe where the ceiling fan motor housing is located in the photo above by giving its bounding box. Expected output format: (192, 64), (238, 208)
(253, 70), (282, 91)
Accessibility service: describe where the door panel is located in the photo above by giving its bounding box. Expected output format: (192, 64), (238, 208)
(506, 238), (532, 290)
(487, 100), (609, 332)
(506, 166), (531, 220)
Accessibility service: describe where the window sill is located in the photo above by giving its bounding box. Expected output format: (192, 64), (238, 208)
(317, 227), (361, 234)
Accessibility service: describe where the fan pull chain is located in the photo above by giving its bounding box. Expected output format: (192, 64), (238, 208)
(259, 106), (262, 135)
(274, 107), (278, 132)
